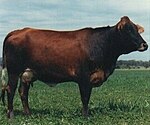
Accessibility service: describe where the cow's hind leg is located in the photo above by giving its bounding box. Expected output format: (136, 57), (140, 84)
(7, 74), (19, 118)
(18, 80), (31, 115)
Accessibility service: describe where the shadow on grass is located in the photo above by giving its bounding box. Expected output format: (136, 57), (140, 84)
(14, 108), (62, 117)
(9, 99), (146, 118)
(13, 108), (82, 118)
(90, 99), (145, 116)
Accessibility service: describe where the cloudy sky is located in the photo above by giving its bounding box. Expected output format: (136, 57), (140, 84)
(0, 0), (150, 60)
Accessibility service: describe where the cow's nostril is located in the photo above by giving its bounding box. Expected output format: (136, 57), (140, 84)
(143, 43), (148, 48)
(138, 43), (148, 51)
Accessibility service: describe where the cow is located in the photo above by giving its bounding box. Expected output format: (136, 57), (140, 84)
(0, 16), (148, 118)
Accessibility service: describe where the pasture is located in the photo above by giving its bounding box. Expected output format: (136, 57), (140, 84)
(0, 70), (150, 125)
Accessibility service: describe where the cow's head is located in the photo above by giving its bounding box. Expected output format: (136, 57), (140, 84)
(116, 16), (148, 54)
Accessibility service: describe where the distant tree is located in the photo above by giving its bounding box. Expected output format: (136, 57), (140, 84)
(116, 60), (150, 69)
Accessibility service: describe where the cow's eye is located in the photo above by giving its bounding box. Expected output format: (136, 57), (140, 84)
(128, 30), (132, 33)
(128, 30), (131, 33)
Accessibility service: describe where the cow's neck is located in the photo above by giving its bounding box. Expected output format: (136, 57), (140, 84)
(89, 26), (121, 78)
(103, 27), (121, 77)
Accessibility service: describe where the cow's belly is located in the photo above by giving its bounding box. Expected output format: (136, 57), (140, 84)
(35, 68), (77, 85)
(38, 74), (75, 87)
(20, 66), (77, 87)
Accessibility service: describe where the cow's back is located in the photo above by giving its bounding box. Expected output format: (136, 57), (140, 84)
(4, 28), (92, 82)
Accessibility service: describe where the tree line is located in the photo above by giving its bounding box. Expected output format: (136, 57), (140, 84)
(116, 60), (150, 69)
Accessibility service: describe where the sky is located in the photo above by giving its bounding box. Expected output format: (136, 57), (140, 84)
(0, 0), (150, 61)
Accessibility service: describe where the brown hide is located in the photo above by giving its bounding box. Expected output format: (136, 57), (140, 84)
(5, 28), (91, 83)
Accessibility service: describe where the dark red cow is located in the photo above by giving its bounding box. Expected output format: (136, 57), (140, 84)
(0, 16), (148, 118)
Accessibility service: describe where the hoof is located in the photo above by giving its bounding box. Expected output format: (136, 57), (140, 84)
(7, 110), (14, 119)
(82, 109), (90, 118)
(23, 110), (31, 116)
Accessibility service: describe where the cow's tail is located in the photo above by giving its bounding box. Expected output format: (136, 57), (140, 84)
(0, 35), (8, 106)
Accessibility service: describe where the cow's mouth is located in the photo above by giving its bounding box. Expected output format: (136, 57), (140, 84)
(138, 43), (148, 52)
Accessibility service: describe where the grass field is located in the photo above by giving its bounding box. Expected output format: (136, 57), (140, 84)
(0, 70), (150, 125)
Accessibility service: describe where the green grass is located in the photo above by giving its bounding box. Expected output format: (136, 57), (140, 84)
(0, 70), (150, 125)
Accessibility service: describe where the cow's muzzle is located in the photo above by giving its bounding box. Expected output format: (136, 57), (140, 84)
(138, 43), (148, 52)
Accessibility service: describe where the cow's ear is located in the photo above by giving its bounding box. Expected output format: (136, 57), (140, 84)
(117, 16), (130, 31)
(136, 24), (144, 34)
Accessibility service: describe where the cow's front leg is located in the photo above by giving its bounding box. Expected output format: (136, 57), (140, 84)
(78, 82), (92, 117)
(18, 81), (31, 115)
